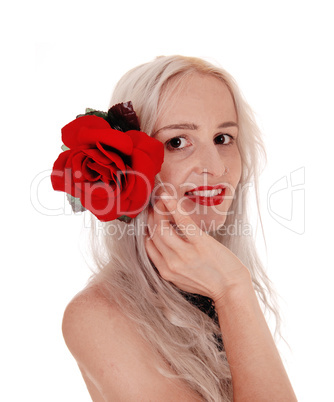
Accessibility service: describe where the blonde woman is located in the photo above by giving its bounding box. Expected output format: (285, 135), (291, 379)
(56, 56), (297, 401)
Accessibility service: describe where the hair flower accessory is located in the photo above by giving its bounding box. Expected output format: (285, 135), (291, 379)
(51, 102), (164, 223)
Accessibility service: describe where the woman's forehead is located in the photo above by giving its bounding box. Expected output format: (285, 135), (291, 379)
(161, 72), (229, 100)
(156, 73), (236, 126)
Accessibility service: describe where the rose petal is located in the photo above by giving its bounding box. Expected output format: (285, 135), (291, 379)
(131, 149), (156, 187)
(81, 181), (122, 221)
(78, 128), (133, 155)
(82, 158), (101, 181)
(125, 149), (156, 211)
(116, 166), (136, 198)
(86, 160), (109, 179)
(127, 130), (164, 174)
(62, 115), (111, 149)
(71, 152), (89, 182)
(51, 151), (70, 192)
(95, 197), (132, 222)
(84, 148), (115, 165)
(62, 115), (134, 155)
(96, 143), (126, 171)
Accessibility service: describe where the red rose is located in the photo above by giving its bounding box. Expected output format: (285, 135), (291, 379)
(51, 114), (164, 221)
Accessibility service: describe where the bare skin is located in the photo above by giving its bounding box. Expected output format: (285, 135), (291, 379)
(146, 198), (297, 401)
(62, 74), (297, 400)
(63, 286), (203, 401)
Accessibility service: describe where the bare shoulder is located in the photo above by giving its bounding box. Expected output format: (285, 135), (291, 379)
(62, 284), (202, 401)
(62, 284), (125, 356)
(62, 284), (142, 377)
(62, 283), (125, 348)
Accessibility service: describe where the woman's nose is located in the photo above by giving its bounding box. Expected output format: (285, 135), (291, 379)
(193, 145), (227, 177)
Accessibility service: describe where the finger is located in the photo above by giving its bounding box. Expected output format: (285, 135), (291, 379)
(148, 200), (195, 269)
(145, 237), (170, 279)
(147, 203), (172, 242)
(150, 212), (181, 254)
(160, 192), (203, 242)
(146, 205), (155, 239)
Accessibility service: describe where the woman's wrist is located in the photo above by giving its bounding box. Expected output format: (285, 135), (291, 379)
(212, 266), (254, 310)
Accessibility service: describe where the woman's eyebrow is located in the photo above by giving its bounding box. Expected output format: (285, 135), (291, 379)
(152, 123), (198, 137)
(218, 121), (239, 129)
(152, 121), (238, 137)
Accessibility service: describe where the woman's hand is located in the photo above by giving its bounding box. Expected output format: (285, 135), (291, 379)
(145, 193), (251, 304)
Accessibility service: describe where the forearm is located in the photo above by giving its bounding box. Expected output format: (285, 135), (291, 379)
(215, 281), (297, 402)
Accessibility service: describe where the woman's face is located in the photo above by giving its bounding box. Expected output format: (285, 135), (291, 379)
(152, 73), (242, 231)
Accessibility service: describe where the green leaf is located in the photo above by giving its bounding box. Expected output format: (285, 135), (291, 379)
(61, 144), (70, 151)
(66, 194), (86, 213)
(84, 108), (108, 120)
(117, 215), (132, 223)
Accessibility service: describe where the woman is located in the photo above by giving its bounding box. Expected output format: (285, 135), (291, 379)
(55, 56), (297, 401)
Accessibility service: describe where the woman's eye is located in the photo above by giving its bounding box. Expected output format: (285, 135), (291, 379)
(214, 134), (233, 145)
(166, 136), (188, 150)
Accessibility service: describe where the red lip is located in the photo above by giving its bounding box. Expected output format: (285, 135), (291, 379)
(185, 185), (226, 206)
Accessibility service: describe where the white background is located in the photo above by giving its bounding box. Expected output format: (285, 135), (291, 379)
(1, 0), (333, 400)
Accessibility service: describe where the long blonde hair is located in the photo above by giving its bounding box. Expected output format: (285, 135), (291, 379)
(88, 55), (280, 401)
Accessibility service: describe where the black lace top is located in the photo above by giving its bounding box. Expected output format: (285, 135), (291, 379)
(182, 292), (217, 320)
(181, 291), (223, 350)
